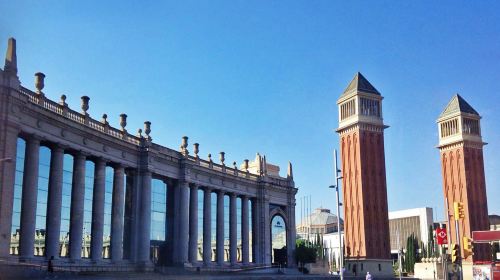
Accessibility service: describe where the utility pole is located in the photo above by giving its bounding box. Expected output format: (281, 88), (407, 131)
(330, 149), (344, 280)
(397, 229), (402, 280)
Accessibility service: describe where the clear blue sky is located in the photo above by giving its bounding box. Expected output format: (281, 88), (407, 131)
(1, 1), (499, 221)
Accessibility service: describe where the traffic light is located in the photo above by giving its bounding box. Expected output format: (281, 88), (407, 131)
(451, 243), (460, 263)
(463, 236), (474, 259)
(453, 202), (465, 220)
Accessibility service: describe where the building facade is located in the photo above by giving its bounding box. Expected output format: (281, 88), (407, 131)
(0, 38), (297, 271)
(336, 73), (392, 276)
(297, 208), (343, 235)
(388, 207), (434, 254)
(437, 94), (490, 262)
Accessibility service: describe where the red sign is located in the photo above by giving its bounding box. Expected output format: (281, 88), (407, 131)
(472, 230), (500, 243)
(436, 228), (448, 245)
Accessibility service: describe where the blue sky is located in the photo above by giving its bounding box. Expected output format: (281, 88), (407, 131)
(1, 1), (499, 221)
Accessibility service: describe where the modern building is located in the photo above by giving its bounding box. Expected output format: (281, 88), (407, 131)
(297, 208), (343, 235)
(388, 207), (434, 254)
(0, 38), (298, 271)
(336, 72), (392, 276)
(437, 94), (490, 262)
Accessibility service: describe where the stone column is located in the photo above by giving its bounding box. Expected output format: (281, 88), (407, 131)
(69, 154), (86, 260)
(90, 159), (106, 261)
(172, 182), (180, 262)
(188, 184), (198, 263)
(216, 190), (225, 265)
(251, 198), (261, 264)
(262, 199), (271, 265)
(45, 145), (64, 259)
(286, 197), (297, 267)
(111, 165), (125, 261)
(138, 171), (151, 263)
(229, 193), (237, 265)
(203, 187), (212, 265)
(177, 180), (190, 264)
(241, 196), (249, 265)
(19, 136), (40, 259)
(0, 126), (19, 257)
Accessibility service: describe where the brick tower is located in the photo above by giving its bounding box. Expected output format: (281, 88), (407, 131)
(437, 94), (490, 262)
(336, 73), (392, 276)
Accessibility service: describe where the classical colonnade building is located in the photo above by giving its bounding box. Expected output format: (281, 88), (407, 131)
(0, 38), (297, 270)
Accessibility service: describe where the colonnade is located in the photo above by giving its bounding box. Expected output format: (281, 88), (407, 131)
(185, 186), (252, 266)
(3, 132), (143, 262)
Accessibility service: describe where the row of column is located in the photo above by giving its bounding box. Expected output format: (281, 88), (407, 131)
(15, 135), (127, 261)
(186, 185), (251, 266)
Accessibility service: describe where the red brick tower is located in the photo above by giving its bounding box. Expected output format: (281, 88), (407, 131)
(437, 94), (490, 262)
(337, 73), (392, 276)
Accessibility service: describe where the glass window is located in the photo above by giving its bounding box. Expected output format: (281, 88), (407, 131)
(34, 146), (51, 256)
(197, 189), (203, 261)
(59, 154), (73, 257)
(102, 166), (113, 258)
(271, 215), (287, 263)
(150, 179), (166, 241)
(237, 197), (242, 262)
(249, 200), (253, 263)
(81, 161), (94, 258)
(224, 195), (230, 262)
(10, 138), (26, 255)
(211, 192), (217, 262)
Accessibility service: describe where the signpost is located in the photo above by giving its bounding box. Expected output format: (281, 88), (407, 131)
(437, 228), (448, 245)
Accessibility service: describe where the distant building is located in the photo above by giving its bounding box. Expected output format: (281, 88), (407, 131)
(388, 207), (434, 254)
(490, 215), (500, 230)
(297, 208), (343, 235)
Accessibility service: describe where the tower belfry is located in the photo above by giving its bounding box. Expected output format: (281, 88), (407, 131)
(437, 94), (490, 262)
(336, 72), (392, 276)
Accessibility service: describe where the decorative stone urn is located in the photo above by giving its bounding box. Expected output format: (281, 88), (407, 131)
(120, 114), (127, 131)
(34, 72), (45, 93)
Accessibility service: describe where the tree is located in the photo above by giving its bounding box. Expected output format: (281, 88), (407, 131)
(295, 239), (317, 271)
(403, 234), (421, 274)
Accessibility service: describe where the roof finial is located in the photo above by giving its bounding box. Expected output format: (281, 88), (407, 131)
(287, 161), (293, 180)
(4, 38), (17, 76)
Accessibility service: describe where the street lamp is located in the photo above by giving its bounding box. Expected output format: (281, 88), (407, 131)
(329, 149), (343, 280)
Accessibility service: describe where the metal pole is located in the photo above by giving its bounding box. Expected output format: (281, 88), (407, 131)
(455, 218), (462, 280)
(397, 229), (402, 280)
(332, 149), (344, 280)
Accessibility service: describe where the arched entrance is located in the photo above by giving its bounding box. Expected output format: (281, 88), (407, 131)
(271, 214), (287, 266)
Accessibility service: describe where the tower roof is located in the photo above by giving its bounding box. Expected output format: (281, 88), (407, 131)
(439, 94), (479, 119)
(341, 72), (380, 97)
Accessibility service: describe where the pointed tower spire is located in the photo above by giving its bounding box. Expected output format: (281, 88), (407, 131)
(4, 38), (17, 76)
(438, 94), (479, 119)
(287, 161), (293, 180)
(341, 72), (380, 98)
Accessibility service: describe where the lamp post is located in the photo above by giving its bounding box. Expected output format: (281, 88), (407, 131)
(329, 149), (343, 280)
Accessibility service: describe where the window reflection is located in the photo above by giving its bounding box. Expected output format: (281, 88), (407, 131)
(59, 154), (73, 257)
(224, 195), (229, 262)
(10, 138), (26, 255)
(150, 179), (166, 263)
(34, 146), (51, 256)
(237, 197), (242, 262)
(271, 215), (287, 263)
(197, 189), (203, 261)
(82, 161), (94, 258)
(210, 192), (216, 261)
(102, 166), (113, 258)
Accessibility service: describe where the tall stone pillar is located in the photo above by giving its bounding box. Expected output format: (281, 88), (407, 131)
(45, 145), (64, 259)
(111, 165), (125, 261)
(177, 180), (190, 264)
(229, 193), (237, 265)
(69, 154), (86, 260)
(138, 171), (151, 263)
(262, 199), (271, 265)
(286, 198), (297, 267)
(241, 196), (249, 265)
(216, 190), (225, 265)
(90, 159), (106, 261)
(188, 184), (198, 263)
(0, 126), (19, 257)
(19, 136), (40, 259)
(203, 187), (212, 265)
(251, 198), (261, 264)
